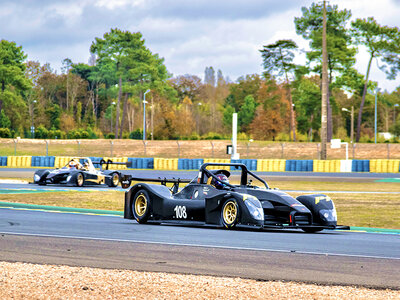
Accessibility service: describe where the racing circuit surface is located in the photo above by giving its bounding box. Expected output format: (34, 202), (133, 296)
(1, 168), (400, 289)
(1, 207), (400, 289)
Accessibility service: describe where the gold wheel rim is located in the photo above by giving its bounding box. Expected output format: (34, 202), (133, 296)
(112, 174), (119, 186)
(77, 174), (84, 186)
(223, 201), (237, 225)
(135, 194), (147, 217)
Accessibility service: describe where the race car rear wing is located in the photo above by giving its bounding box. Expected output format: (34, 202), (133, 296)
(92, 159), (133, 171)
(120, 174), (191, 192)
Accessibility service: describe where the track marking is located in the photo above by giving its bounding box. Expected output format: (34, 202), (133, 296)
(1, 231), (400, 261)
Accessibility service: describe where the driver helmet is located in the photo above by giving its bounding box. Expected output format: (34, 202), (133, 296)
(211, 173), (229, 189)
(83, 162), (89, 169)
(69, 161), (77, 169)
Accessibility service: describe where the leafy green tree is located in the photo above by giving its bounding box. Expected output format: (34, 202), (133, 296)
(91, 29), (170, 138)
(91, 29), (139, 137)
(292, 76), (322, 141)
(225, 74), (261, 112)
(0, 109), (11, 128)
(295, 3), (356, 141)
(260, 39), (298, 141)
(0, 40), (31, 131)
(351, 17), (400, 142)
(45, 104), (61, 129)
(222, 105), (235, 130)
(238, 95), (256, 132)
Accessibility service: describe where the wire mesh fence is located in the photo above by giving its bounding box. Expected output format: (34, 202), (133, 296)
(1, 138), (400, 160)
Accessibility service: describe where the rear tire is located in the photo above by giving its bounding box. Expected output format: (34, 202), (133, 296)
(221, 199), (239, 229)
(76, 173), (84, 187)
(132, 189), (151, 224)
(108, 172), (120, 187)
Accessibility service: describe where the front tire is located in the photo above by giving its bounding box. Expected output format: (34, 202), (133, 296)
(132, 189), (151, 223)
(221, 199), (239, 228)
(76, 173), (84, 187)
(109, 172), (120, 187)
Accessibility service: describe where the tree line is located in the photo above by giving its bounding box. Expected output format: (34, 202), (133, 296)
(0, 3), (400, 142)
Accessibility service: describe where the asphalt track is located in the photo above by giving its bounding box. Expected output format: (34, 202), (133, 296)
(0, 207), (400, 289)
(2, 167), (400, 182)
(1, 167), (400, 289)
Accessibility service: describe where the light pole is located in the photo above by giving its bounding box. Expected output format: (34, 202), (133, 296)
(30, 100), (37, 138)
(342, 106), (354, 144)
(375, 88), (380, 144)
(150, 96), (154, 140)
(143, 89), (150, 141)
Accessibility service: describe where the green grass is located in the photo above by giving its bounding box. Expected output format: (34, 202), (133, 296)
(0, 191), (125, 211)
(1, 180), (399, 229)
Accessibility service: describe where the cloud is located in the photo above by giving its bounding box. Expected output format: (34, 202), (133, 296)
(0, 0), (399, 90)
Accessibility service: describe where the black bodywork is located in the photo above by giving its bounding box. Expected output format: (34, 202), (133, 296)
(33, 158), (125, 187)
(122, 163), (349, 232)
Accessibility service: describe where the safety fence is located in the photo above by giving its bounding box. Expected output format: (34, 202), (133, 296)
(1, 156), (400, 173)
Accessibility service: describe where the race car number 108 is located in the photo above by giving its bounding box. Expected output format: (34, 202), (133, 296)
(174, 205), (187, 219)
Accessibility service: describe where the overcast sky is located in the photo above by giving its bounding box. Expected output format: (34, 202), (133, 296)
(1, 0), (400, 91)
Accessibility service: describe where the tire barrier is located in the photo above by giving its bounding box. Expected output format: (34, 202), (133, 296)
(203, 158), (231, 171)
(369, 159), (400, 173)
(127, 157), (154, 169)
(0, 156), (7, 166)
(352, 160), (370, 172)
(31, 156), (55, 167)
(313, 160), (341, 172)
(7, 156), (32, 168)
(257, 159), (286, 172)
(154, 158), (179, 170)
(230, 159), (257, 171)
(102, 157), (128, 170)
(178, 158), (204, 170)
(285, 160), (313, 172)
(3, 155), (400, 173)
(54, 156), (75, 169)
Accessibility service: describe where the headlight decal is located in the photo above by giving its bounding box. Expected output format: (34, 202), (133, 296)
(244, 197), (264, 221)
(319, 209), (337, 222)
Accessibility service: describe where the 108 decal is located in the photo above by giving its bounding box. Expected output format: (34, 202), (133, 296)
(174, 205), (187, 219)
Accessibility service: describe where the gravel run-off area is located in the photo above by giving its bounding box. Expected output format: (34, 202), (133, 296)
(0, 262), (399, 299)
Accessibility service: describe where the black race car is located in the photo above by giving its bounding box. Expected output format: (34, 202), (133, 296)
(121, 163), (349, 233)
(33, 157), (125, 187)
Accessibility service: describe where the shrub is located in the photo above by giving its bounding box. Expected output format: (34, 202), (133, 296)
(48, 129), (65, 139)
(80, 130), (89, 139)
(0, 128), (12, 138)
(237, 132), (249, 141)
(129, 129), (142, 139)
(67, 130), (81, 139)
(106, 133), (115, 139)
(35, 126), (49, 139)
(86, 127), (98, 139)
(295, 132), (309, 142)
(202, 132), (224, 140)
(189, 133), (200, 140)
(122, 131), (130, 139)
(275, 132), (290, 142)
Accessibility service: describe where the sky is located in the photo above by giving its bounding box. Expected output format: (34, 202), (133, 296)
(1, 0), (400, 92)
